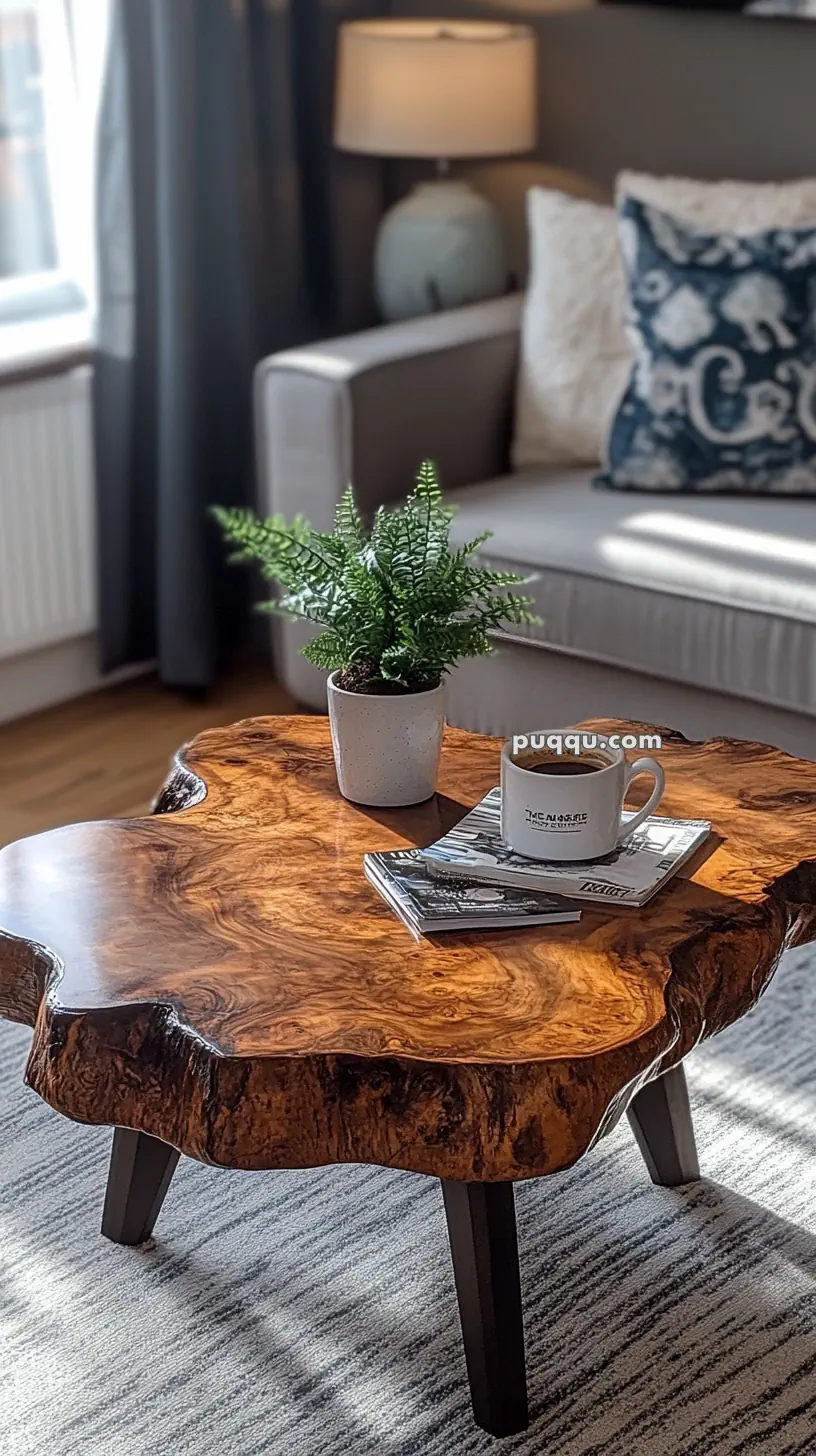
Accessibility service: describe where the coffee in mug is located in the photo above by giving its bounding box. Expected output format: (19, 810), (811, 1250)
(501, 734), (665, 861)
(518, 754), (605, 778)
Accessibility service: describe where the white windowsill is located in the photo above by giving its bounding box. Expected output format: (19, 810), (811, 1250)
(0, 311), (94, 379)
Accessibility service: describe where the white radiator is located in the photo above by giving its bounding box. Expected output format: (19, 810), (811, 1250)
(0, 367), (97, 662)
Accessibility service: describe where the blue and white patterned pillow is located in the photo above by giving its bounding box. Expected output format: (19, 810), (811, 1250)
(598, 196), (816, 494)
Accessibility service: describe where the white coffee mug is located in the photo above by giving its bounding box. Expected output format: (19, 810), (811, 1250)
(500, 737), (665, 862)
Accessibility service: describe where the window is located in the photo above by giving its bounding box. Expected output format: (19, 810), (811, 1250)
(0, 0), (109, 363)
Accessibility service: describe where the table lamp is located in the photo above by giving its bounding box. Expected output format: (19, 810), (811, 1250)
(334, 19), (537, 321)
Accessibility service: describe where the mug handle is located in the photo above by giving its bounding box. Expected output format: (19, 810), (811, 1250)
(616, 757), (666, 844)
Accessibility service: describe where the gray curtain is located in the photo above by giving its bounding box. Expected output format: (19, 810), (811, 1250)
(94, 0), (385, 688)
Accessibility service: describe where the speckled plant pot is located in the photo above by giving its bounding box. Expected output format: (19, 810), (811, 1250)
(327, 672), (446, 808)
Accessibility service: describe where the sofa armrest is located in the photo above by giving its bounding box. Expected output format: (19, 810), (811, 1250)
(253, 293), (521, 707)
(254, 293), (522, 528)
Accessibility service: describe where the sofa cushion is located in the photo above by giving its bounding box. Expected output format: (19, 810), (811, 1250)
(600, 198), (816, 495)
(513, 176), (816, 472)
(513, 189), (631, 471)
(449, 468), (816, 718)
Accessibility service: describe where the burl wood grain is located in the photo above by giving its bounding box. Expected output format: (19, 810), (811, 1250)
(1, 716), (816, 1181)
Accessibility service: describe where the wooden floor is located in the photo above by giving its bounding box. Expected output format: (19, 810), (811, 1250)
(0, 658), (297, 849)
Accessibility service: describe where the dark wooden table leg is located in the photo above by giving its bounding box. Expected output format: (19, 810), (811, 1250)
(102, 1128), (181, 1245)
(441, 1179), (528, 1437)
(627, 1063), (700, 1187)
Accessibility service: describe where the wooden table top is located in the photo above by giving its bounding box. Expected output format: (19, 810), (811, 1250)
(1, 714), (815, 1181)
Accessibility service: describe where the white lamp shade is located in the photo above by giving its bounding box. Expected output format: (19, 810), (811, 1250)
(334, 20), (537, 160)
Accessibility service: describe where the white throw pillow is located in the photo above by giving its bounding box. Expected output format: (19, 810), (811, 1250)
(617, 171), (816, 234)
(513, 174), (816, 469)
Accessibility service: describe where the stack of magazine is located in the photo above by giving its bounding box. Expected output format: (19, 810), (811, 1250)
(364, 848), (581, 936)
(418, 787), (711, 908)
(364, 787), (711, 936)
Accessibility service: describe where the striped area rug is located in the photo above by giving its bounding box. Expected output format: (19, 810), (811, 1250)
(3, 945), (816, 1456)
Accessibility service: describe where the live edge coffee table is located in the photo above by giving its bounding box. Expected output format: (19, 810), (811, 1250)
(2, 717), (816, 1438)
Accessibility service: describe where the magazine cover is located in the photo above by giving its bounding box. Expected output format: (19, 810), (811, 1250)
(364, 848), (581, 932)
(419, 788), (711, 907)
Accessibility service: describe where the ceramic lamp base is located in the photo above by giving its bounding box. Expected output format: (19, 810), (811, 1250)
(374, 179), (508, 322)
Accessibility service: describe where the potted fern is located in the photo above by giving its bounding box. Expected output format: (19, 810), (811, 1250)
(213, 461), (536, 807)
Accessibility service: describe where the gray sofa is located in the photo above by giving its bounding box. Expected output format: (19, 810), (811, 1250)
(256, 293), (816, 758)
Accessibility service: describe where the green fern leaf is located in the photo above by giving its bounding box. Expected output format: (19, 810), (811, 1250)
(301, 630), (349, 670)
(333, 487), (367, 548)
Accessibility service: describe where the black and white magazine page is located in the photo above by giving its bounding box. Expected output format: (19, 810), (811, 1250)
(364, 848), (581, 932)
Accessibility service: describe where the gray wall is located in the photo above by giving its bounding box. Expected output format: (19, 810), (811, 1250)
(386, 1), (816, 277)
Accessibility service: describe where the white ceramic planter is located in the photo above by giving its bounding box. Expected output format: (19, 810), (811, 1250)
(327, 671), (446, 807)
